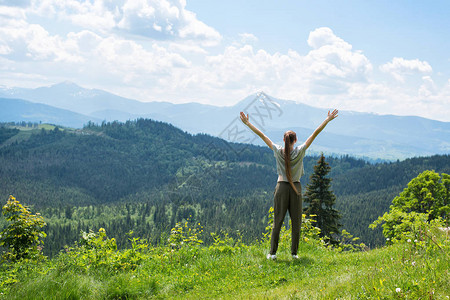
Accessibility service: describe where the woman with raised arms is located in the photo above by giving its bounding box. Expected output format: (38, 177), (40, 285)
(240, 109), (338, 259)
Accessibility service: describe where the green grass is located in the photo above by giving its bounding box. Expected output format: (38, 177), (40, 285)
(0, 123), (77, 148)
(12, 123), (69, 131)
(0, 129), (34, 147)
(2, 230), (449, 300)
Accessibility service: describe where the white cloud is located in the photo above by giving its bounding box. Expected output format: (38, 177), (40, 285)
(418, 75), (436, 98)
(183, 27), (374, 108)
(0, 44), (11, 55)
(239, 33), (258, 44)
(0, 4), (193, 90)
(27, 0), (221, 45)
(67, 2), (117, 32)
(177, 9), (221, 46)
(168, 42), (207, 54)
(205, 27), (371, 88)
(307, 27), (351, 50)
(305, 27), (372, 83)
(65, 32), (191, 85)
(117, 0), (176, 35)
(67, 30), (102, 54)
(380, 57), (432, 82)
(0, 5), (26, 19)
(0, 12), (82, 62)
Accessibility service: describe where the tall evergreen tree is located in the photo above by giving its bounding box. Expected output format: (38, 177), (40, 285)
(304, 154), (341, 243)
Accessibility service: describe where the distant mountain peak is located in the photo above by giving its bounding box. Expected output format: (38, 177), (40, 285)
(49, 81), (84, 91)
(53, 80), (79, 87)
(42, 81), (104, 99)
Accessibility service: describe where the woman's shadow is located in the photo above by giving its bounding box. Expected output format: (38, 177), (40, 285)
(274, 256), (315, 266)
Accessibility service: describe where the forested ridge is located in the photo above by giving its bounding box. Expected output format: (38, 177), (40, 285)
(1, 120), (449, 256)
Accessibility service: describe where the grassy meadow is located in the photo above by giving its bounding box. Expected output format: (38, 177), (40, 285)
(1, 222), (449, 300)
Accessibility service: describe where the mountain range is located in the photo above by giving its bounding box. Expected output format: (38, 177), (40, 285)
(1, 81), (449, 160)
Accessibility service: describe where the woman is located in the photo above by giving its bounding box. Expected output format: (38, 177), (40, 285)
(240, 109), (338, 259)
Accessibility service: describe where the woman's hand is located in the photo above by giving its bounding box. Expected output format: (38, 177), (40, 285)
(240, 112), (250, 125)
(326, 109), (339, 122)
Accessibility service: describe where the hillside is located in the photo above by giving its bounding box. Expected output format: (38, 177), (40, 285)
(1, 120), (449, 256)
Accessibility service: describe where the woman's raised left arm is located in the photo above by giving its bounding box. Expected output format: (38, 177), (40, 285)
(304, 109), (338, 149)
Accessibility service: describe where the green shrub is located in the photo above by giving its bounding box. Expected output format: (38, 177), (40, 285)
(167, 219), (204, 249)
(62, 228), (149, 274)
(0, 195), (46, 262)
(371, 170), (449, 244)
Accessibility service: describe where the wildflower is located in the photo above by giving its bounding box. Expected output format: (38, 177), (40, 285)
(411, 261), (416, 266)
(414, 239), (418, 243)
(407, 239), (411, 243)
(396, 288), (401, 293)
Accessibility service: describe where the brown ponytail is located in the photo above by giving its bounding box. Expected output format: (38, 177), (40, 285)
(284, 130), (299, 195)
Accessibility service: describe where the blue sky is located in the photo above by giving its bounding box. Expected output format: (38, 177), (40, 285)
(187, 1), (449, 68)
(0, 0), (449, 121)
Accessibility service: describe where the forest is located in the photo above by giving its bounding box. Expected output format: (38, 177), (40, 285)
(0, 119), (449, 257)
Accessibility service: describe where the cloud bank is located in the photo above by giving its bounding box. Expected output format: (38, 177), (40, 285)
(0, 1), (448, 121)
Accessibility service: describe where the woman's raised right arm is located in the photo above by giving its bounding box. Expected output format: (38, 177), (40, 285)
(240, 112), (273, 150)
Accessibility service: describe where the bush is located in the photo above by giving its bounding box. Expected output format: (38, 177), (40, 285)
(61, 228), (149, 274)
(167, 219), (204, 249)
(0, 195), (46, 262)
(371, 170), (449, 244)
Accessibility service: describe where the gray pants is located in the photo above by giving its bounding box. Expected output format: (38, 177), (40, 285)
(270, 181), (302, 256)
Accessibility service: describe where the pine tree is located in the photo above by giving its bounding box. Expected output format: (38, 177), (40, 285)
(304, 154), (341, 243)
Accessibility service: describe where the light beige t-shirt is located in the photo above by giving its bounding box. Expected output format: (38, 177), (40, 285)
(272, 143), (307, 182)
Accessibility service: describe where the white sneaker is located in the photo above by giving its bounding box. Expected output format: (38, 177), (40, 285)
(266, 254), (277, 260)
(292, 255), (299, 259)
